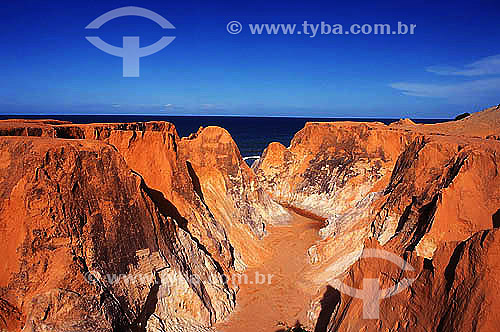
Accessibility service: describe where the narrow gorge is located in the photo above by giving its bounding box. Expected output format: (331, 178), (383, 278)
(0, 105), (499, 332)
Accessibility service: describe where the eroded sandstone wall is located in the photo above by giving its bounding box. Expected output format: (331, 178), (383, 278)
(0, 121), (289, 331)
(254, 106), (500, 331)
(0, 137), (232, 331)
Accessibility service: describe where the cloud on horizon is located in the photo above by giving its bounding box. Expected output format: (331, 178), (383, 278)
(391, 54), (500, 101)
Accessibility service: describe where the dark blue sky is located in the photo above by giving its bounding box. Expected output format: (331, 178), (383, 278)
(1, 0), (499, 118)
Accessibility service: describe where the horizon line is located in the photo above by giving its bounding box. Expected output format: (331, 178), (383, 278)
(0, 113), (452, 120)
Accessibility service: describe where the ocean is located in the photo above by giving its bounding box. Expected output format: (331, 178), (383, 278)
(0, 115), (449, 162)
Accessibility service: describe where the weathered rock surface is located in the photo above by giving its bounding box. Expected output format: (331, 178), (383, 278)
(254, 105), (500, 330)
(0, 121), (289, 331)
(254, 121), (413, 219)
(178, 126), (289, 268)
(326, 229), (500, 332)
(0, 137), (233, 331)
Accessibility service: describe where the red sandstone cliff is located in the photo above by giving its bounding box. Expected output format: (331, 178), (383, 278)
(255, 105), (500, 331)
(0, 121), (288, 331)
(0, 137), (232, 331)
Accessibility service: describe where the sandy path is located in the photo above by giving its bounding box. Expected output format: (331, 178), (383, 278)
(216, 212), (322, 331)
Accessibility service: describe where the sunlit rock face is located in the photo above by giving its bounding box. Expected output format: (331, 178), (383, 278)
(324, 229), (500, 332)
(254, 122), (411, 219)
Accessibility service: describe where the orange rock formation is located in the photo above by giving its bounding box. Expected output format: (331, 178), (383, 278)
(254, 105), (500, 331)
(0, 105), (499, 331)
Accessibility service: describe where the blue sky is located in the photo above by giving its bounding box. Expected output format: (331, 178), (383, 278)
(0, 0), (499, 118)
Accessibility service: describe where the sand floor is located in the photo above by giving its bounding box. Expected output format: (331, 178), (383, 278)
(216, 212), (323, 331)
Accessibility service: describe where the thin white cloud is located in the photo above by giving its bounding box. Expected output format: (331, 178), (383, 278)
(160, 104), (186, 111)
(200, 103), (222, 110)
(390, 78), (500, 98)
(426, 54), (500, 76)
(391, 54), (500, 102)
